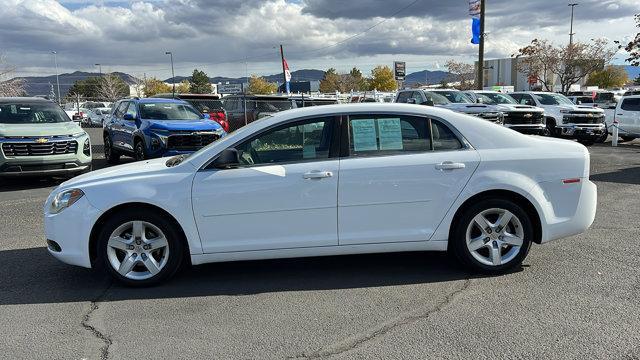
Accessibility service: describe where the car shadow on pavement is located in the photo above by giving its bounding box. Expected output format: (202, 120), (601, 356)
(0, 246), (517, 305)
(0, 177), (64, 192)
(590, 166), (640, 185)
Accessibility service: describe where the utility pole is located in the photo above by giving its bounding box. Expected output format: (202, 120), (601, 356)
(279, 44), (286, 94)
(568, 3), (578, 47)
(476, 0), (486, 90)
(95, 63), (102, 76)
(165, 51), (175, 98)
(51, 51), (61, 104)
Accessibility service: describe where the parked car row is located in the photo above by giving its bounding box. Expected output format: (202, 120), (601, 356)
(395, 89), (607, 145)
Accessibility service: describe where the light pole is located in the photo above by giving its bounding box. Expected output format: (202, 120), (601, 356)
(94, 63), (102, 76)
(51, 51), (61, 104)
(165, 51), (175, 98)
(568, 3), (578, 47)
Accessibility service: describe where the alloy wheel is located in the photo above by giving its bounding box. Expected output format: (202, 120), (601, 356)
(106, 221), (170, 280)
(465, 208), (524, 266)
(135, 143), (145, 161)
(104, 137), (111, 159)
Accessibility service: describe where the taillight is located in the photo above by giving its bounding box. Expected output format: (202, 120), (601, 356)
(217, 119), (229, 132)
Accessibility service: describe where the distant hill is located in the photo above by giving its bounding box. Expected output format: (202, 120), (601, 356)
(404, 70), (451, 85)
(20, 71), (138, 97)
(165, 69), (326, 85)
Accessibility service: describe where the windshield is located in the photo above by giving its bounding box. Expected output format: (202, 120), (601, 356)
(139, 102), (203, 120)
(0, 102), (71, 124)
(254, 100), (294, 112)
(434, 91), (472, 103)
(422, 92), (451, 105)
(479, 93), (517, 104)
(534, 93), (574, 106)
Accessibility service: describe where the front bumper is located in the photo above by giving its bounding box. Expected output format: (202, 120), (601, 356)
(44, 195), (102, 268)
(557, 124), (605, 139)
(505, 123), (546, 135)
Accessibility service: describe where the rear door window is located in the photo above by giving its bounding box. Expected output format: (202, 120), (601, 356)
(348, 115), (432, 156)
(621, 98), (640, 111)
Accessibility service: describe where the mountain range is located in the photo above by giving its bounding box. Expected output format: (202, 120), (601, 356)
(17, 68), (453, 96)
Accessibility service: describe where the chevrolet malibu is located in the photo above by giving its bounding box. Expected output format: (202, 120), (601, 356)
(44, 103), (597, 286)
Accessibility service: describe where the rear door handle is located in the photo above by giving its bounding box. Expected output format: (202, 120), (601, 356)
(303, 170), (333, 179)
(435, 161), (466, 170)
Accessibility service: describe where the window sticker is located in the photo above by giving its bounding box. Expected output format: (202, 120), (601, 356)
(377, 118), (403, 150)
(351, 119), (378, 151)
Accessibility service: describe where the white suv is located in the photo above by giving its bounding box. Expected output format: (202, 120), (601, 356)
(614, 95), (640, 142)
(510, 91), (605, 145)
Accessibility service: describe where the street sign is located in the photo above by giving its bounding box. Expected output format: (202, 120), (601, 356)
(394, 61), (406, 80)
(217, 84), (243, 94)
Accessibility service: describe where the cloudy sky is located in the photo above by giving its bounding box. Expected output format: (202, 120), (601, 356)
(2, 0), (639, 79)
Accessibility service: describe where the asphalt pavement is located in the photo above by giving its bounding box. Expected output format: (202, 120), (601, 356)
(1, 134), (639, 360)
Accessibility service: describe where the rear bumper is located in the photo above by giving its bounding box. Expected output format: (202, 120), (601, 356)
(540, 179), (597, 243)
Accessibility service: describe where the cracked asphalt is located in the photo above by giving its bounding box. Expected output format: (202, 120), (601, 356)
(1, 131), (639, 359)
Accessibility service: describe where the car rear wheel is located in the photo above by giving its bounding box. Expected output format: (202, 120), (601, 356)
(450, 198), (533, 274)
(104, 135), (120, 164)
(96, 209), (184, 286)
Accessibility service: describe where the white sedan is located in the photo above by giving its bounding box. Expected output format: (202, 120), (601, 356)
(44, 103), (597, 286)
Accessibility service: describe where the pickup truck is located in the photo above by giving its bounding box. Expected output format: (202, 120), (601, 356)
(464, 90), (547, 135)
(510, 91), (605, 145)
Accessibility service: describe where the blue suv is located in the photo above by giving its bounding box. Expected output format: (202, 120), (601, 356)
(103, 98), (225, 163)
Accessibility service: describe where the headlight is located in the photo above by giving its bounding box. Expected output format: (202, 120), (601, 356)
(71, 131), (87, 137)
(560, 109), (570, 114)
(50, 189), (84, 214)
(150, 129), (171, 136)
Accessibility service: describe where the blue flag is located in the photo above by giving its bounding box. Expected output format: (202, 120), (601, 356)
(471, 17), (481, 44)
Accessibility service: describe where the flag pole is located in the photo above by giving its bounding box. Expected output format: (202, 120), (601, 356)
(280, 44), (286, 94)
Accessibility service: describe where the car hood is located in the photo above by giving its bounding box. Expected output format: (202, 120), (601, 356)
(437, 103), (500, 113)
(144, 119), (222, 132)
(0, 121), (83, 137)
(549, 105), (605, 113)
(60, 157), (196, 190)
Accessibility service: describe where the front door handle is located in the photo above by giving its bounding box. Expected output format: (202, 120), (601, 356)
(435, 161), (466, 170)
(303, 170), (333, 179)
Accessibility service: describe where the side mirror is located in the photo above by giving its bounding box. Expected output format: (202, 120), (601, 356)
(123, 113), (135, 121)
(476, 98), (483, 103)
(406, 98), (416, 104)
(202, 113), (211, 119)
(421, 99), (435, 106)
(213, 148), (240, 169)
(577, 100), (582, 105)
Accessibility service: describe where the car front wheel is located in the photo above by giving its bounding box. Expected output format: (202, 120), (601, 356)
(96, 209), (185, 286)
(450, 198), (533, 274)
(104, 135), (120, 164)
(134, 141), (146, 161)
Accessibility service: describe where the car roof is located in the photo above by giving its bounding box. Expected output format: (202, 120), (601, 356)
(134, 97), (189, 104)
(0, 97), (55, 103)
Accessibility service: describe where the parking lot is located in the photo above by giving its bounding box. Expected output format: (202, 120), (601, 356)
(1, 133), (639, 359)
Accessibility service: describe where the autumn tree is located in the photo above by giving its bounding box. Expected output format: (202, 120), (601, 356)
(368, 65), (397, 91)
(0, 54), (25, 97)
(176, 80), (191, 93)
(515, 38), (616, 93)
(624, 14), (640, 66)
(586, 65), (629, 88)
(189, 69), (211, 93)
(97, 73), (129, 102)
(143, 77), (171, 97)
(444, 60), (475, 90)
(349, 67), (368, 91)
(247, 75), (277, 94)
(319, 68), (340, 92)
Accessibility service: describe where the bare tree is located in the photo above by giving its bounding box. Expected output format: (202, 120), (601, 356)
(515, 38), (615, 92)
(0, 54), (25, 97)
(97, 73), (129, 102)
(445, 60), (475, 90)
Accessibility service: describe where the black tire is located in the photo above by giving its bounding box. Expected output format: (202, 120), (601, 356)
(595, 131), (608, 143)
(95, 209), (185, 287)
(450, 198), (533, 274)
(134, 139), (146, 161)
(546, 118), (558, 137)
(104, 135), (120, 164)
(621, 136), (635, 142)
